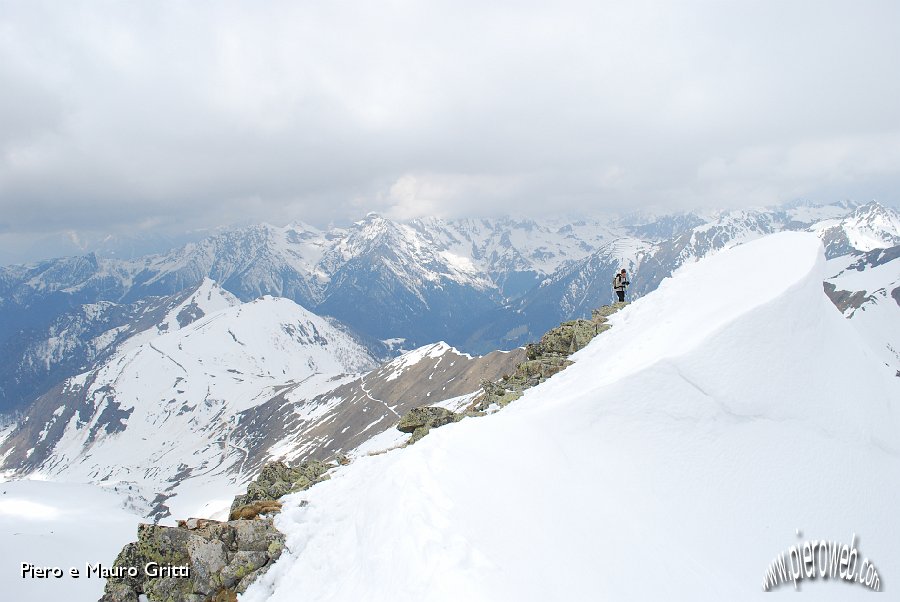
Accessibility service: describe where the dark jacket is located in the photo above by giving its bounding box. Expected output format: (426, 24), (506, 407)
(613, 273), (629, 292)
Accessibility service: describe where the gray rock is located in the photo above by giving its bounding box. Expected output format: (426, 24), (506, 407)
(99, 519), (285, 602)
(397, 406), (459, 434)
(229, 460), (330, 518)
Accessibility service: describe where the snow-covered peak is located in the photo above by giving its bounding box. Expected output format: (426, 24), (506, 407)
(779, 199), (859, 225)
(839, 201), (900, 249)
(811, 201), (900, 257)
(129, 295), (377, 388)
(117, 277), (239, 352)
(371, 341), (468, 382)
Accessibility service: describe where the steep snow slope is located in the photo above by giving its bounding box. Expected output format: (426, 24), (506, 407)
(114, 277), (239, 352)
(245, 233), (899, 601)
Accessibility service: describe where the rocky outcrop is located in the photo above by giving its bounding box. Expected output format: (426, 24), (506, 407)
(100, 459), (332, 602)
(471, 303), (626, 412)
(823, 281), (872, 314)
(397, 406), (463, 444)
(99, 519), (285, 602)
(398, 303), (628, 443)
(228, 460), (329, 520)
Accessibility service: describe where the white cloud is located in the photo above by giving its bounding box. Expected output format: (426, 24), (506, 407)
(0, 0), (898, 252)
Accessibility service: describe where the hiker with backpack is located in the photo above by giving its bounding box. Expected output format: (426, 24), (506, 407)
(613, 269), (629, 303)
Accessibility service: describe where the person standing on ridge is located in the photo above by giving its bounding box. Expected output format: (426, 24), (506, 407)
(613, 268), (629, 303)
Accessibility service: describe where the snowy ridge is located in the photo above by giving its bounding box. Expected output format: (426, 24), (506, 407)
(244, 233), (899, 602)
(380, 342), (461, 381)
(242, 340), (523, 467)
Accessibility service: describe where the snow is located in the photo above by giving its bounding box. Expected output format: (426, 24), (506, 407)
(0, 480), (142, 602)
(380, 342), (455, 381)
(825, 253), (900, 375)
(27, 295), (376, 520)
(414, 216), (622, 277)
(429, 392), (480, 413)
(242, 232), (899, 602)
(811, 202), (900, 252)
(118, 277), (239, 353)
(345, 428), (408, 459)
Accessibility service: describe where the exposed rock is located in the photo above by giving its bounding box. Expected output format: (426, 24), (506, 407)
(473, 379), (524, 410)
(823, 281), (872, 313)
(472, 302), (626, 412)
(397, 406), (459, 433)
(397, 406), (462, 444)
(229, 500), (283, 521)
(525, 319), (598, 358)
(397, 303), (628, 443)
(228, 460), (329, 519)
(99, 519), (285, 602)
(592, 301), (628, 320)
(176, 518), (221, 530)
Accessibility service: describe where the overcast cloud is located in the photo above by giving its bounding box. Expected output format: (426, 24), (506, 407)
(1, 0), (899, 259)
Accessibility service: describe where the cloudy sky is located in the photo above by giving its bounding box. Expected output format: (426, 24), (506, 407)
(1, 0), (899, 260)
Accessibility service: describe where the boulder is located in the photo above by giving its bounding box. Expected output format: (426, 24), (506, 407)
(99, 519), (285, 602)
(396, 406), (462, 444)
(397, 406), (459, 434)
(229, 460), (329, 519)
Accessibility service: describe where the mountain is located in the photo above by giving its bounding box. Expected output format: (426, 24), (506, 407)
(314, 214), (499, 345)
(230, 341), (525, 475)
(2, 219), (898, 601)
(0, 292), (524, 523)
(0, 296), (377, 519)
(0, 278), (238, 415)
(812, 201), (900, 258)
(457, 208), (792, 351)
(462, 236), (652, 350)
(2, 202), (898, 413)
(240, 233), (900, 601)
(0, 216), (601, 361)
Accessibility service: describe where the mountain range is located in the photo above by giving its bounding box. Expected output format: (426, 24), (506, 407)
(2, 201), (898, 419)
